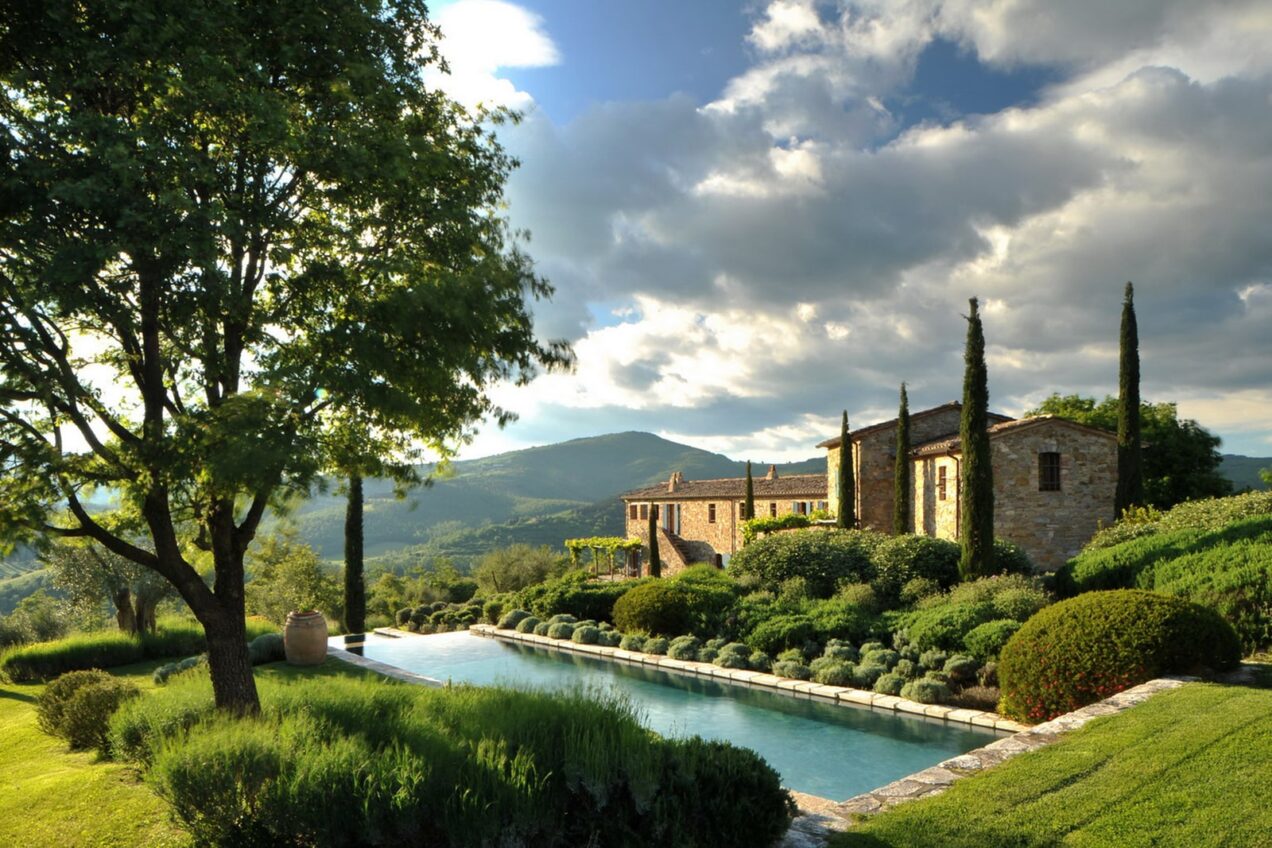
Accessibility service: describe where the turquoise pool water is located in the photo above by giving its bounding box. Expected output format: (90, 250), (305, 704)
(337, 631), (997, 800)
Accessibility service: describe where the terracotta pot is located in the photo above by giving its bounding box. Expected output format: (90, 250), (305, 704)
(284, 610), (328, 666)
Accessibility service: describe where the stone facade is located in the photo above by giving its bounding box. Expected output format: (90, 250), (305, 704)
(912, 418), (1118, 570)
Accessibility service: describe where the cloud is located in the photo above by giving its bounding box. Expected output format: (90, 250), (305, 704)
(428, 0), (559, 110)
(468, 0), (1272, 460)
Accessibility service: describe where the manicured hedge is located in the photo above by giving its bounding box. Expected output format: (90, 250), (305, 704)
(729, 529), (883, 597)
(516, 572), (646, 622)
(112, 674), (795, 846)
(998, 590), (1241, 723)
(612, 581), (694, 636)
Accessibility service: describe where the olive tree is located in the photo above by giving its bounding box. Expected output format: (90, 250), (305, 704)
(0, 0), (569, 712)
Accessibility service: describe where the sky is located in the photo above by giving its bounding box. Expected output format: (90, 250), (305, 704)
(426, 0), (1272, 462)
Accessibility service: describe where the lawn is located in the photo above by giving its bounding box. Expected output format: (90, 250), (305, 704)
(0, 656), (376, 848)
(832, 669), (1272, 848)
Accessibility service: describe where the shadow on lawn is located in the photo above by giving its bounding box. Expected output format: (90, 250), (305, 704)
(0, 687), (37, 703)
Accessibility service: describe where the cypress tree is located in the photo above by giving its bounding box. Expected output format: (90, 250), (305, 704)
(836, 411), (856, 529)
(647, 504), (661, 578)
(893, 383), (912, 534)
(744, 460), (755, 520)
(343, 474), (365, 634)
(959, 298), (994, 578)
(1115, 282), (1143, 516)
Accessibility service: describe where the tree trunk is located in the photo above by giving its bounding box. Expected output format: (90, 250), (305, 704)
(344, 474), (365, 634)
(201, 605), (259, 716)
(134, 595), (157, 634)
(113, 588), (138, 634)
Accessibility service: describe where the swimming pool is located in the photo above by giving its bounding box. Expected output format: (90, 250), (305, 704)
(336, 631), (998, 800)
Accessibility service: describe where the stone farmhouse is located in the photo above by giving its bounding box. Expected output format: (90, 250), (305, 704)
(621, 401), (1117, 573)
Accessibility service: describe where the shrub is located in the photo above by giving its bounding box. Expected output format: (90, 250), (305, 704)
(37, 669), (113, 738)
(903, 601), (996, 652)
(547, 613), (577, 625)
(991, 587), (1050, 622)
(853, 663), (887, 688)
(1, 633), (143, 682)
(858, 640), (886, 654)
(496, 609), (532, 630)
(644, 637), (669, 655)
(963, 619), (1022, 662)
(115, 674), (794, 846)
(871, 535), (961, 603)
(900, 577), (942, 605)
(822, 639), (858, 662)
(667, 635), (701, 661)
(409, 606), (430, 627)
(772, 660), (811, 680)
(918, 649), (947, 670)
(900, 678), (951, 704)
(546, 622), (575, 640)
(517, 573), (644, 622)
(395, 608), (413, 627)
(741, 512), (812, 544)
(998, 590), (1242, 723)
(60, 678), (140, 753)
(598, 630), (622, 647)
(992, 539), (1034, 575)
(247, 633), (285, 665)
(533, 621), (551, 636)
(482, 598), (507, 625)
(874, 673), (905, 696)
(943, 655), (979, 686)
(746, 614), (816, 656)
(729, 529), (882, 597)
(862, 649), (899, 669)
(515, 616), (541, 634)
(698, 638), (726, 663)
(611, 582), (693, 636)
(811, 659), (855, 686)
(619, 633), (647, 652)
(571, 625), (600, 645)
(978, 662), (998, 688)
(748, 651), (772, 672)
(807, 598), (879, 644)
(713, 643), (752, 669)
(893, 659), (919, 679)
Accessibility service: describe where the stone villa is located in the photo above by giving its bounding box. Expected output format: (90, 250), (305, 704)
(621, 401), (1117, 573)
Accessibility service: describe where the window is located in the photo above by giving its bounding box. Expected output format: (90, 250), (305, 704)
(708, 503), (717, 523)
(794, 501), (808, 515)
(769, 502), (777, 517)
(938, 466), (948, 501)
(739, 501), (747, 519)
(629, 504), (638, 520)
(639, 503), (648, 520)
(1039, 452), (1062, 491)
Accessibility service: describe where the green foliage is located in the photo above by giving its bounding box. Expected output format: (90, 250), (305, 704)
(960, 297), (995, 578)
(644, 637), (669, 655)
(902, 575), (1051, 653)
(943, 655), (980, 686)
(900, 577), (941, 606)
(823, 640), (859, 662)
(245, 532), (342, 626)
(44, 542), (174, 635)
(546, 622), (575, 640)
(517, 572), (643, 623)
(113, 674), (792, 846)
(742, 513), (811, 545)
(59, 678), (140, 754)
(894, 384), (912, 534)
(1117, 281), (1144, 513)
(748, 650), (772, 672)
(1028, 394), (1232, 509)
(563, 537), (641, 575)
(836, 582), (880, 614)
(772, 660), (811, 680)
(746, 614), (816, 656)
(900, 678), (951, 704)
(612, 581), (693, 636)
(863, 648), (899, 668)
(903, 602), (996, 653)
(807, 598), (880, 644)
(998, 590), (1241, 722)
(712, 642), (752, 669)
(36, 669), (114, 739)
(570, 625), (600, 644)
(0, 589), (69, 648)
(729, 529), (882, 597)
(871, 536), (961, 605)
(473, 544), (568, 595)
(812, 659), (856, 686)
(874, 673), (905, 696)
(533, 622), (551, 636)
(963, 620), (1022, 662)
(497, 609), (533, 630)
(619, 633), (646, 652)
(837, 411), (856, 529)
(246, 634), (285, 666)
(1062, 496), (1272, 650)
(667, 635), (702, 661)
(853, 663), (888, 688)
(992, 539), (1034, 576)
(515, 616), (541, 634)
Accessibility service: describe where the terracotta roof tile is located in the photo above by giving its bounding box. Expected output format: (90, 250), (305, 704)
(909, 415), (1117, 457)
(816, 401), (1012, 449)
(621, 473), (826, 500)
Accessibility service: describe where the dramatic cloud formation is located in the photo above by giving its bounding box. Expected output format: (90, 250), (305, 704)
(442, 0), (1272, 460)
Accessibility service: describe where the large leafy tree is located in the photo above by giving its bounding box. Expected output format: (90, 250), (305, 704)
(45, 539), (175, 634)
(1027, 395), (1231, 508)
(959, 298), (994, 578)
(0, 0), (568, 713)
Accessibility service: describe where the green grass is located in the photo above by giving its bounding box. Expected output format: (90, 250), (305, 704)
(0, 656), (374, 847)
(832, 671), (1272, 847)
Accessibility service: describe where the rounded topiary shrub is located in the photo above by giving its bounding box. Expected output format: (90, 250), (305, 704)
(853, 662), (887, 689)
(395, 608), (413, 627)
(611, 582), (693, 636)
(900, 678), (951, 704)
(871, 535), (961, 603)
(822, 639), (858, 662)
(515, 616), (541, 634)
(667, 635), (701, 661)
(893, 659), (919, 680)
(998, 590), (1242, 723)
(748, 650), (772, 672)
(772, 660), (811, 680)
(644, 637), (669, 655)
(247, 633), (285, 665)
(964, 619), (1022, 663)
(873, 673), (905, 696)
(862, 648), (899, 669)
(729, 529), (881, 597)
(37, 669), (113, 738)
(713, 643), (751, 669)
(619, 633), (647, 652)
(482, 599), (506, 625)
(497, 609), (532, 631)
(533, 621), (551, 636)
(811, 659), (855, 686)
(546, 622), (575, 640)
(943, 654), (979, 686)
(746, 614), (816, 656)
(598, 630), (623, 647)
(571, 625), (600, 645)
(61, 677), (140, 753)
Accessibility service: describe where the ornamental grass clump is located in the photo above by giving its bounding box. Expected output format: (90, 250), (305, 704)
(998, 589), (1241, 723)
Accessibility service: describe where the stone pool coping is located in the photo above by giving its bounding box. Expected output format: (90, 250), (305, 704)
(467, 623), (1029, 734)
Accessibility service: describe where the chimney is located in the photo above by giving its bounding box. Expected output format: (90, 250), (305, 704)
(667, 471), (683, 493)
(766, 464), (777, 481)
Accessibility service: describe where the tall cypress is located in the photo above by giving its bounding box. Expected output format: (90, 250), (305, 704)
(1115, 282), (1143, 516)
(744, 460), (755, 520)
(893, 383), (912, 534)
(836, 411), (856, 529)
(959, 298), (994, 578)
(343, 474), (365, 634)
(647, 504), (661, 578)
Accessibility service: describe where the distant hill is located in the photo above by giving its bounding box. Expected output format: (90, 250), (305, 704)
(1219, 454), (1272, 492)
(279, 431), (824, 566)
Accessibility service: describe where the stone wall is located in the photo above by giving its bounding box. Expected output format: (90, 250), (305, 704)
(623, 494), (821, 566)
(913, 454), (960, 539)
(919, 421), (1117, 570)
